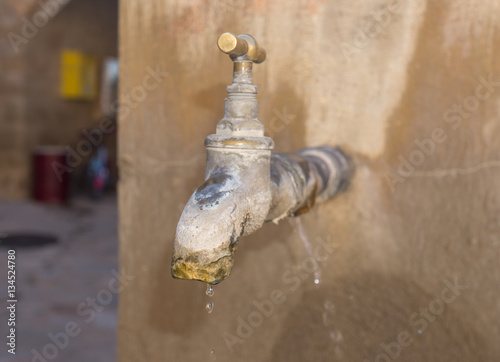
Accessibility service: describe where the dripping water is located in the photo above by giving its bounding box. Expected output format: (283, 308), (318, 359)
(206, 284), (215, 360)
(206, 284), (214, 297)
(290, 218), (321, 285)
(289, 219), (343, 355)
(206, 284), (214, 313)
(206, 302), (214, 313)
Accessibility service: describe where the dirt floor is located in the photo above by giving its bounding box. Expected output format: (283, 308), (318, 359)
(0, 196), (118, 362)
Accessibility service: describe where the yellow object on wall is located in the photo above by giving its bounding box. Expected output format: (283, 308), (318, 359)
(60, 50), (98, 100)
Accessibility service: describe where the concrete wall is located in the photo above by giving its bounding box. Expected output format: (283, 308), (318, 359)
(0, 0), (117, 199)
(118, 1), (500, 361)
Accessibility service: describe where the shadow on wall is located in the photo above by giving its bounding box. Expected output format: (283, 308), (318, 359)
(268, 272), (489, 362)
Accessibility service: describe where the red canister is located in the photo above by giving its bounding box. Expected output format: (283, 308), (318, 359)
(33, 146), (69, 204)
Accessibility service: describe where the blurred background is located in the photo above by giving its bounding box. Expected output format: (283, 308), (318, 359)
(0, 0), (118, 361)
(2, 0), (500, 361)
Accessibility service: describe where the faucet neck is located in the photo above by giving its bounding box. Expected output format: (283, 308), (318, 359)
(225, 59), (259, 120)
(219, 58), (261, 136)
(206, 34), (273, 150)
(231, 60), (253, 84)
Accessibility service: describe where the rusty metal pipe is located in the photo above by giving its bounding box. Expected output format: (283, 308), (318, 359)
(267, 147), (352, 223)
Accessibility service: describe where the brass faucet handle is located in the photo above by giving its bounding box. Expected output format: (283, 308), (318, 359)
(217, 32), (266, 64)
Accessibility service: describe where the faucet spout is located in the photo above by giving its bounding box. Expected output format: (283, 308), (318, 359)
(172, 146), (272, 284)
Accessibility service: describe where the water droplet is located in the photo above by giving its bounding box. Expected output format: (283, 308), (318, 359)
(210, 349), (216, 360)
(206, 302), (214, 314)
(324, 300), (335, 314)
(330, 329), (343, 343)
(312, 269), (321, 285)
(206, 284), (214, 297)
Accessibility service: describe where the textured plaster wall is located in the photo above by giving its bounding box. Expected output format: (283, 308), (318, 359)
(118, 1), (500, 361)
